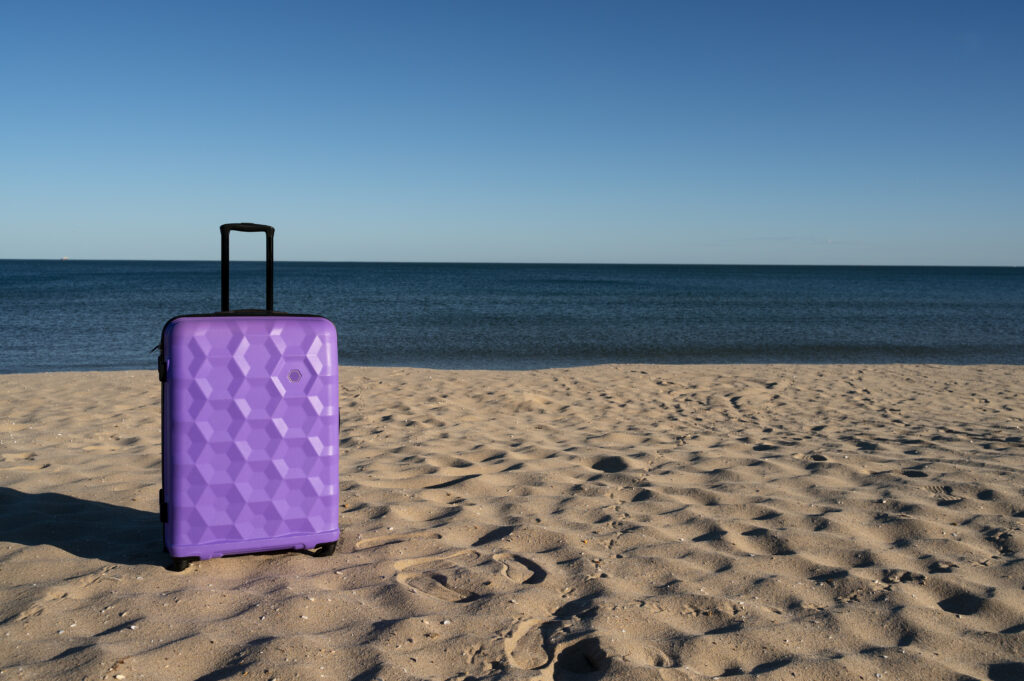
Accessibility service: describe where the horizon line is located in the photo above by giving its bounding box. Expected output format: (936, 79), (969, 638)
(1, 258), (1021, 269)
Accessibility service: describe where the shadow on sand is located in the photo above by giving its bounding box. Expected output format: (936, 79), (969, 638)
(0, 486), (162, 566)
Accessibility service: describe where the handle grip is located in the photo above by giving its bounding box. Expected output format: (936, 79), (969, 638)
(220, 223), (275, 312)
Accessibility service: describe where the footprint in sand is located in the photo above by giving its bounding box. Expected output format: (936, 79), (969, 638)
(493, 552), (545, 584)
(926, 485), (962, 506)
(554, 637), (610, 675)
(504, 618), (549, 670)
(394, 548), (546, 602)
(394, 548), (481, 602)
(937, 591), (985, 616)
(591, 455), (628, 473)
(396, 571), (476, 603)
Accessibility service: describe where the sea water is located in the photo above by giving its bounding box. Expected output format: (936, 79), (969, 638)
(1, 260), (1022, 373)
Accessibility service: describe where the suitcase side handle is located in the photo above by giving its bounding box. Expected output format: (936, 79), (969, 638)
(220, 223), (275, 312)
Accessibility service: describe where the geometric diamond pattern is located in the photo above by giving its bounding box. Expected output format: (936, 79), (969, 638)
(163, 316), (339, 557)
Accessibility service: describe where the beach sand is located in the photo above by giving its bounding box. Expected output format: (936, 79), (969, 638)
(1, 364), (1023, 680)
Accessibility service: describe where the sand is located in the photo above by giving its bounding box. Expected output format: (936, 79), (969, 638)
(1, 364), (1023, 681)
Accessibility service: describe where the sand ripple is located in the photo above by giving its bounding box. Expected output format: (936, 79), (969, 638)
(1, 365), (1024, 680)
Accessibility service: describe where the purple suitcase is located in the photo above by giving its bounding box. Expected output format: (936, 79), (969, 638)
(158, 224), (339, 571)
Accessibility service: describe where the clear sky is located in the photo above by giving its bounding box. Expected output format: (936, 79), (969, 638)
(1, 1), (1021, 265)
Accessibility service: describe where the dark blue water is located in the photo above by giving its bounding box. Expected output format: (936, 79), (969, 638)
(1, 260), (1022, 373)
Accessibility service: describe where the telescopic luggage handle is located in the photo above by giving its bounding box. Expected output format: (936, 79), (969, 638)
(220, 223), (275, 312)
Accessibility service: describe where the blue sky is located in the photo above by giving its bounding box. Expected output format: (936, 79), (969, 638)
(1, 1), (1021, 264)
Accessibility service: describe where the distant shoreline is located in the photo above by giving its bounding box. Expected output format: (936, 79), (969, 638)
(4, 360), (1024, 378)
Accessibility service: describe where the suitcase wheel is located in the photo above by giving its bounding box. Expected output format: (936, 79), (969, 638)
(315, 541), (337, 557)
(170, 556), (197, 572)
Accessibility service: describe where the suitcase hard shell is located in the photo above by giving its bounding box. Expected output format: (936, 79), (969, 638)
(158, 224), (339, 570)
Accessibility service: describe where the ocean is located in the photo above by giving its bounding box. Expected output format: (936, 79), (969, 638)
(1, 260), (1022, 373)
